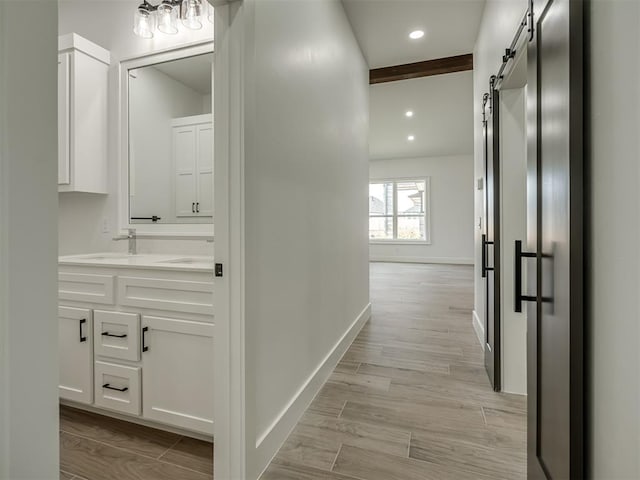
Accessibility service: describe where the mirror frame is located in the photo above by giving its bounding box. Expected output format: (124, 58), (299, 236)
(118, 41), (215, 239)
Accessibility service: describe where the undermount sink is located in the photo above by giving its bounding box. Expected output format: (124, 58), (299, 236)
(156, 257), (210, 265)
(80, 253), (132, 260)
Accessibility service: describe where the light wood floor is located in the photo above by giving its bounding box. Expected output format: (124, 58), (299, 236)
(261, 262), (527, 480)
(59, 406), (213, 480)
(59, 263), (525, 480)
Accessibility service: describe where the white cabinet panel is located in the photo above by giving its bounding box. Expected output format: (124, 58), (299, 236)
(58, 34), (109, 194)
(94, 361), (141, 416)
(58, 53), (70, 185)
(118, 276), (214, 316)
(172, 115), (213, 218)
(94, 310), (140, 362)
(58, 272), (115, 305)
(197, 124), (213, 217)
(59, 306), (93, 404)
(174, 126), (198, 217)
(142, 316), (214, 434)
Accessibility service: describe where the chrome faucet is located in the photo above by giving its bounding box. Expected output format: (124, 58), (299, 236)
(112, 228), (137, 255)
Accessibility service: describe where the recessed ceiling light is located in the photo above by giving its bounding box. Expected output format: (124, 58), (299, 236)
(407, 135), (415, 141)
(409, 30), (425, 40)
(405, 110), (414, 118)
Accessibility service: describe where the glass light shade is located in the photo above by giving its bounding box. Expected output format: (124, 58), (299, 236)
(157, 1), (179, 35)
(206, 2), (214, 24)
(182, 0), (203, 30)
(133, 4), (156, 39)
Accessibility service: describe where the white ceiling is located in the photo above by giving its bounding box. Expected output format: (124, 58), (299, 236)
(342, 0), (486, 69)
(369, 71), (474, 160)
(342, 0), (482, 160)
(152, 53), (213, 95)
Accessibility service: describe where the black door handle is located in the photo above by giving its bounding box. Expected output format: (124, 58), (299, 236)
(515, 240), (536, 312)
(101, 332), (127, 338)
(79, 318), (87, 343)
(102, 383), (128, 392)
(192, 202), (195, 213)
(196, 202), (200, 213)
(142, 326), (149, 352)
(482, 234), (494, 278)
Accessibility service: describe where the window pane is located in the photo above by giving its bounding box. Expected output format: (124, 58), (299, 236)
(397, 216), (426, 240)
(397, 180), (425, 215)
(369, 182), (393, 216)
(369, 216), (394, 240)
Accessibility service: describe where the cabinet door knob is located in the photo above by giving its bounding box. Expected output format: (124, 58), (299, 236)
(192, 202), (195, 213)
(196, 202), (200, 213)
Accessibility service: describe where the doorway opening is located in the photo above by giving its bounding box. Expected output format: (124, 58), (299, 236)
(497, 46), (528, 396)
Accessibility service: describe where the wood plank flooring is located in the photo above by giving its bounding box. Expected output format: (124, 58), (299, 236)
(59, 406), (213, 480)
(60, 263), (525, 480)
(261, 262), (526, 480)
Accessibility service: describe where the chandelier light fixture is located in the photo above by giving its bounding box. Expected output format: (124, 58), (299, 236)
(134, 0), (213, 39)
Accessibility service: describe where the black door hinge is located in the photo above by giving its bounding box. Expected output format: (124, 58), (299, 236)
(215, 263), (224, 277)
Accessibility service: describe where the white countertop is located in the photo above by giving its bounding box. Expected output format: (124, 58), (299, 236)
(58, 253), (214, 273)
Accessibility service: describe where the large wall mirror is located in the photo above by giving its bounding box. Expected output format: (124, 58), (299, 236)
(120, 43), (214, 236)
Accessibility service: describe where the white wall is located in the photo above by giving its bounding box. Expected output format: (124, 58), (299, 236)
(472, 0), (527, 346)
(58, 1), (214, 256)
(588, 1), (640, 477)
(0, 1), (59, 478)
(369, 155), (474, 264)
(238, 0), (370, 478)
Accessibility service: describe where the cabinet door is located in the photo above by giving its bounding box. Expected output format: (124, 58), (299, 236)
(58, 53), (70, 185)
(59, 306), (92, 403)
(174, 126), (198, 217)
(196, 123), (213, 217)
(142, 316), (214, 434)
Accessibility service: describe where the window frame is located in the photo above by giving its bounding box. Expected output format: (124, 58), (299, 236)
(369, 177), (431, 245)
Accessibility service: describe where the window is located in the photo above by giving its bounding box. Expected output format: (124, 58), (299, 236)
(369, 178), (429, 242)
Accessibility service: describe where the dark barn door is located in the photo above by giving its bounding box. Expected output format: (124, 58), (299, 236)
(483, 85), (500, 391)
(526, 0), (584, 477)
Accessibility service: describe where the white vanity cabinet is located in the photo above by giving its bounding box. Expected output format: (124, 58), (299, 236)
(58, 255), (214, 436)
(58, 306), (93, 404)
(58, 33), (110, 194)
(173, 114), (213, 218)
(142, 316), (214, 433)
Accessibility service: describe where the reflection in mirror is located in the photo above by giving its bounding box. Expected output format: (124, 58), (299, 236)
(129, 53), (213, 225)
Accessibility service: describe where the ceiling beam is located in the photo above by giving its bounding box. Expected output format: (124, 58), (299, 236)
(369, 54), (473, 85)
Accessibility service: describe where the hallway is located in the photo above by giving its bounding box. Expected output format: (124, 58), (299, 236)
(262, 262), (526, 480)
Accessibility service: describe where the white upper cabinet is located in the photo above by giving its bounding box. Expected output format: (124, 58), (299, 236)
(58, 34), (110, 194)
(172, 114), (213, 218)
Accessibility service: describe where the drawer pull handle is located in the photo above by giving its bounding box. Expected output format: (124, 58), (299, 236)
(79, 318), (87, 343)
(101, 332), (127, 338)
(102, 383), (128, 392)
(142, 326), (149, 352)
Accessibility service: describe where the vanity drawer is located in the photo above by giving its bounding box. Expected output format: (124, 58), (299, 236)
(59, 272), (115, 305)
(94, 310), (140, 361)
(118, 276), (214, 316)
(94, 361), (141, 416)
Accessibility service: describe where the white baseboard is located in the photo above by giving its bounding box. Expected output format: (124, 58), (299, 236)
(253, 303), (372, 480)
(369, 256), (474, 265)
(472, 310), (485, 350)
